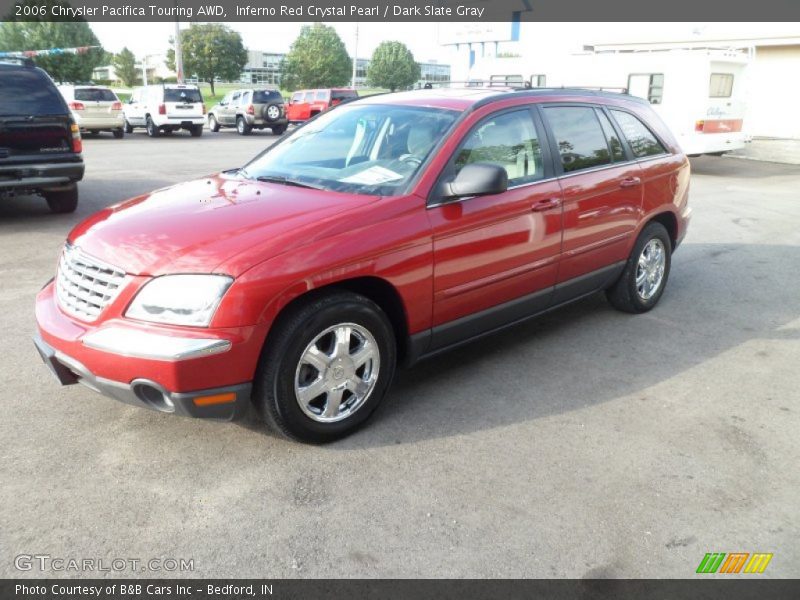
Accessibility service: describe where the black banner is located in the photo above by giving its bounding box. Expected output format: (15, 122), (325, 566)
(3, 579), (800, 600)
(1, 0), (799, 22)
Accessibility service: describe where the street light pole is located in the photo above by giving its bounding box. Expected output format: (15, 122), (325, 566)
(174, 9), (184, 83)
(351, 22), (359, 89)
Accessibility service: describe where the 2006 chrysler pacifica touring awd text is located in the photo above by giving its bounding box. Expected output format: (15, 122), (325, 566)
(35, 88), (691, 442)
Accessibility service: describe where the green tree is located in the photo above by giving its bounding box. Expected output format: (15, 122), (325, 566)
(367, 41), (421, 92)
(113, 47), (138, 87)
(166, 23), (247, 96)
(0, 1), (104, 83)
(281, 24), (351, 90)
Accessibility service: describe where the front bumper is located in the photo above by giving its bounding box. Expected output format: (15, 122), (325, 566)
(34, 334), (250, 420)
(34, 281), (265, 420)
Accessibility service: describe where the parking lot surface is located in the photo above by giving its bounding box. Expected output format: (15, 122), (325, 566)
(1, 129), (798, 578)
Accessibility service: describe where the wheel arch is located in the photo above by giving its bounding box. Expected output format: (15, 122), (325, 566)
(647, 211), (678, 250)
(263, 276), (412, 364)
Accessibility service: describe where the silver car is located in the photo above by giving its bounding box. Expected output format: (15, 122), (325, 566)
(58, 85), (125, 138)
(207, 88), (288, 136)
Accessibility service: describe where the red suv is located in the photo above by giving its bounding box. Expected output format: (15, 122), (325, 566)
(34, 88), (691, 442)
(285, 88), (358, 123)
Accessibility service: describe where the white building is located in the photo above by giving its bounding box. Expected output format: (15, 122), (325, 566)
(444, 23), (800, 140)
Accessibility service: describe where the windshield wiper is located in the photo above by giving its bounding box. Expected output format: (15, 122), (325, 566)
(255, 175), (325, 190)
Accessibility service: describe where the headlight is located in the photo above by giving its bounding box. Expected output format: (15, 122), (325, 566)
(125, 274), (233, 327)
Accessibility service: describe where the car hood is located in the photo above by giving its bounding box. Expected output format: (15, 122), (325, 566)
(68, 172), (377, 276)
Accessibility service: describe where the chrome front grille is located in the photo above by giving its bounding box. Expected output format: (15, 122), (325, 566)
(56, 244), (127, 321)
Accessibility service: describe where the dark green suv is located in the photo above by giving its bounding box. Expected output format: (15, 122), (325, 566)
(0, 59), (84, 213)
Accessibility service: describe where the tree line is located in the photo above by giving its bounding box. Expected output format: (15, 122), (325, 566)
(0, 17), (424, 92)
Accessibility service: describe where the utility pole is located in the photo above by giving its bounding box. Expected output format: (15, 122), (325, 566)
(174, 11), (184, 83)
(141, 54), (148, 86)
(351, 22), (359, 89)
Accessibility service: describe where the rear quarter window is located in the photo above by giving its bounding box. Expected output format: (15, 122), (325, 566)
(0, 69), (66, 116)
(610, 110), (667, 158)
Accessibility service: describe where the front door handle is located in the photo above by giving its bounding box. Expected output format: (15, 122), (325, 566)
(531, 197), (561, 212)
(620, 176), (642, 188)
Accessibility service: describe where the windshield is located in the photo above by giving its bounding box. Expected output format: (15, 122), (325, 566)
(164, 88), (202, 103)
(241, 104), (458, 196)
(75, 88), (117, 102)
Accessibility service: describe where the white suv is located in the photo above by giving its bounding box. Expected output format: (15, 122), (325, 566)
(123, 84), (205, 137)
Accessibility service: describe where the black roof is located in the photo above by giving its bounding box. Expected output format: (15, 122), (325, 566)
(473, 87), (651, 109)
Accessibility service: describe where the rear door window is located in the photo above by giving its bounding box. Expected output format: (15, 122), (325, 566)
(74, 88), (117, 102)
(542, 105), (612, 173)
(610, 110), (667, 158)
(164, 88), (203, 103)
(315, 90), (329, 101)
(0, 69), (66, 116)
(332, 90), (358, 102)
(253, 90), (281, 103)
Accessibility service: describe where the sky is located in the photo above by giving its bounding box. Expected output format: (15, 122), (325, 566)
(89, 21), (800, 67)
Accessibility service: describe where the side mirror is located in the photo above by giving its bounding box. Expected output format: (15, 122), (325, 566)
(442, 163), (508, 199)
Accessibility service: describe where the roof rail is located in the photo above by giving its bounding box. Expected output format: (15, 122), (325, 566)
(472, 87), (650, 109)
(0, 56), (35, 67)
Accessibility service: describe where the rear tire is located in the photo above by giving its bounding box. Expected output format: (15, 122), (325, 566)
(190, 124), (203, 137)
(145, 116), (160, 138)
(253, 291), (396, 443)
(606, 222), (672, 313)
(208, 114), (220, 132)
(271, 124), (287, 135)
(44, 186), (79, 214)
(112, 128), (124, 139)
(236, 116), (252, 136)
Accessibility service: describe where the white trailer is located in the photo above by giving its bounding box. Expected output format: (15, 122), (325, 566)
(470, 48), (751, 156)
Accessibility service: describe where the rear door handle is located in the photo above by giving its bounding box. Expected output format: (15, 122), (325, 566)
(531, 197), (561, 212)
(620, 177), (642, 188)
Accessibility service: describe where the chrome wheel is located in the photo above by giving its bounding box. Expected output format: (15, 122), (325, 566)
(294, 323), (380, 423)
(636, 238), (666, 300)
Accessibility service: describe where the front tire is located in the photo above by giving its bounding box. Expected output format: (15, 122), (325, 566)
(123, 119), (133, 134)
(236, 116), (252, 135)
(208, 114), (220, 132)
(44, 186), (79, 214)
(253, 291), (396, 443)
(606, 222), (672, 313)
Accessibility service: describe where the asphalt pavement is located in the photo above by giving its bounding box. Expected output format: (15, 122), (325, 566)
(1, 129), (798, 578)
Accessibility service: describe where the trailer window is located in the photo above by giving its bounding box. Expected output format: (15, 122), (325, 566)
(709, 73), (734, 98)
(530, 74), (546, 88)
(610, 110), (666, 158)
(627, 73), (663, 104)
